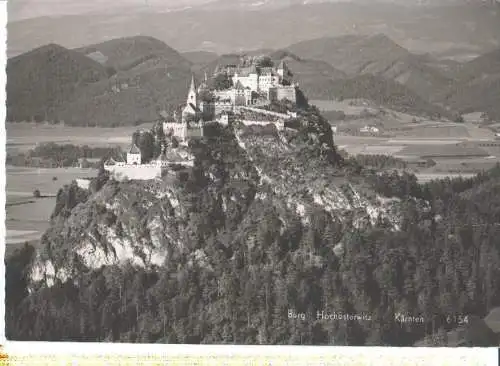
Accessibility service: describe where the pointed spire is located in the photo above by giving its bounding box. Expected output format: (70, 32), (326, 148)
(189, 74), (196, 92)
(204, 71), (208, 82)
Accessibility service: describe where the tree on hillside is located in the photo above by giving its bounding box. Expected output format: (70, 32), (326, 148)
(132, 130), (155, 163)
(256, 56), (274, 68)
(212, 73), (233, 90)
(106, 66), (117, 77)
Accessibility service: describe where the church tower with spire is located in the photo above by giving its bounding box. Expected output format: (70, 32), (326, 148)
(187, 75), (197, 107)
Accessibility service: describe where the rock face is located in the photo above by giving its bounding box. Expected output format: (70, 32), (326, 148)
(28, 109), (401, 290)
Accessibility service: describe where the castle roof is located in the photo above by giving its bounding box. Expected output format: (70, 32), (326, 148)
(185, 103), (201, 113)
(235, 80), (245, 90)
(114, 152), (126, 163)
(158, 110), (171, 120)
(278, 60), (286, 69)
(128, 143), (141, 155)
(104, 157), (116, 165)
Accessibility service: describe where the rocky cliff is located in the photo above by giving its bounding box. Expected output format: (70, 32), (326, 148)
(29, 107), (401, 290)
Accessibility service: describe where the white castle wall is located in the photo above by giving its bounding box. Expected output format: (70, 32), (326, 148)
(241, 120), (284, 130)
(75, 178), (91, 190)
(105, 164), (163, 181)
(127, 152), (141, 165)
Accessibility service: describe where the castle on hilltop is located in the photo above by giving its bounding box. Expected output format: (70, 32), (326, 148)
(161, 57), (298, 143)
(103, 57), (300, 181)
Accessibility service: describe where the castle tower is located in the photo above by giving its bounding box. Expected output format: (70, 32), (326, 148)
(127, 143), (142, 165)
(187, 75), (197, 106)
(277, 60), (287, 78)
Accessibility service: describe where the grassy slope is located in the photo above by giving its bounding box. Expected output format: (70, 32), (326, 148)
(438, 48), (500, 120)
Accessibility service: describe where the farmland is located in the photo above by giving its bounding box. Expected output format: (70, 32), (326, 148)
(320, 99), (500, 182)
(5, 122), (155, 253)
(6, 122), (154, 154)
(5, 166), (97, 249)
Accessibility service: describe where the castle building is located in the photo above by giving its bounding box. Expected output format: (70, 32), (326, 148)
(217, 110), (236, 126)
(127, 143), (142, 165)
(163, 75), (205, 143)
(229, 60), (295, 102)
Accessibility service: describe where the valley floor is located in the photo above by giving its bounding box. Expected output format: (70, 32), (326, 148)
(5, 165), (97, 249)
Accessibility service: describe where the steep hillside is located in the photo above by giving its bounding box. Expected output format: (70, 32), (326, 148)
(6, 44), (108, 122)
(55, 66), (193, 127)
(76, 36), (192, 72)
(268, 50), (346, 99)
(438, 49), (500, 120)
(182, 51), (219, 66)
(6, 105), (500, 345)
(7, 37), (196, 126)
(452, 48), (500, 84)
(286, 34), (454, 100)
(325, 74), (455, 119)
(441, 75), (500, 121)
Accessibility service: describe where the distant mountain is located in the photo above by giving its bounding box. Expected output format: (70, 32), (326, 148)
(267, 50), (346, 99)
(453, 48), (500, 84)
(6, 43), (108, 122)
(76, 36), (192, 72)
(287, 34), (455, 100)
(437, 48), (500, 120)
(7, 3), (500, 59)
(7, 37), (195, 126)
(324, 74), (455, 119)
(182, 51), (219, 66)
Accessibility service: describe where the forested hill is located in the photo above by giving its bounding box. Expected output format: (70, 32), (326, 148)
(325, 74), (456, 120)
(6, 37), (194, 126)
(6, 106), (500, 346)
(6, 43), (109, 123)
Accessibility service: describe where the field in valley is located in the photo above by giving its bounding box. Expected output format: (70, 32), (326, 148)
(6, 122), (154, 154)
(5, 166), (97, 250)
(319, 99), (500, 182)
(5, 122), (149, 255)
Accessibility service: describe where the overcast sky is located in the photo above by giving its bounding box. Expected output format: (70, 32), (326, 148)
(8, 0), (213, 21)
(8, 0), (499, 22)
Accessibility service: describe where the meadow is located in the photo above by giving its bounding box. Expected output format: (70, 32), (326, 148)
(6, 122), (154, 153)
(5, 166), (97, 247)
(5, 122), (154, 250)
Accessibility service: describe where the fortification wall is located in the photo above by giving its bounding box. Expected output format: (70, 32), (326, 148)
(75, 178), (91, 190)
(242, 120), (276, 126)
(238, 106), (290, 120)
(106, 165), (163, 181)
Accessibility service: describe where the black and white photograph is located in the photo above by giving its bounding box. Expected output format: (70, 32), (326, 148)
(4, 0), (500, 347)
